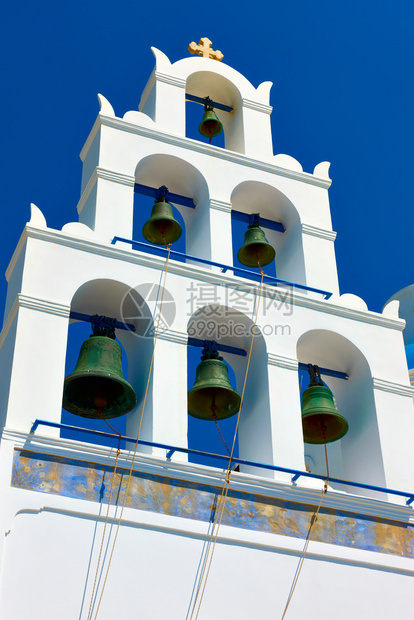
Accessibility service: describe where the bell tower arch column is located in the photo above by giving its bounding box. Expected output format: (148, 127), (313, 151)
(126, 329), (189, 461)
(267, 353), (305, 478)
(209, 199), (233, 265)
(0, 295), (70, 432)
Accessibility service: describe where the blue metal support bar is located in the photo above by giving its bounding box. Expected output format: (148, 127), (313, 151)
(69, 311), (136, 332)
(187, 337), (247, 357)
(29, 419), (414, 506)
(298, 362), (348, 381)
(232, 210), (285, 233)
(185, 93), (233, 113)
(134, 183), (196, 209)
(111, 236), (333, 300)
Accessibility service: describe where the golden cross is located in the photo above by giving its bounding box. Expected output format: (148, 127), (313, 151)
(188, 37), (223, 61)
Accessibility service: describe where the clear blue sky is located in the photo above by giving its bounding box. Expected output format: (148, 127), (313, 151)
(1, 0), (413, 458)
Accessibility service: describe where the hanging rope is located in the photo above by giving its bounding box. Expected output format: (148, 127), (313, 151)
(211, 398), (232, 457)
(86, 408), (122, 620)
(92, 244), (172, 620)
(189, 265), (265, 620)
(280, 420), (329, 620)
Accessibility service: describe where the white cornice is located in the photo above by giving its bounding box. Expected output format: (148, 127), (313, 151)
(302, 223), (337, 241)
(157, 329), (188, 345)
(154, 71), (186, 89)
(209, 199), (232, 213)
(242, 98), (272, 115)
(77, 167), (135, 215)
(17, 294), (70, 318)
(267, 353), (298, 371)
(372, 378), (414, 398)
(18, 226), (406, 332)
(3, 427), (413, 524)
(0, 294), (70, 350)
(92, 115), (332, 189)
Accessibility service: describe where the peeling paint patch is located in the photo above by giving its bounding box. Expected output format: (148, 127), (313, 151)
(11, 450), (414, 558)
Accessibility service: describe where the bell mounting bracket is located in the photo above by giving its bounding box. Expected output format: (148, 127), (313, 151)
(155, 185), (169, 201)
(185, 92), (233, 113)
(249, 213), (261, 228)
(201, 340), (223, 361)
(307, 363), (324, 386)
(203, 96), (214, 111)
(90, 315), (118, 339)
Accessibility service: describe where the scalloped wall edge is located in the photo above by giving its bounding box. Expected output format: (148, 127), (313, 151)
(29, 203), (47, 228)
(313, 161), (331, 180)
(382, 299), (400, 319)
(97, 94), (115, 117)
(151, 46), (172, 71)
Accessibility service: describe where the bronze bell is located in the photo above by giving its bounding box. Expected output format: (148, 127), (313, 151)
(63, 317), (137, 419)
(301, 365), (349, 444)
(199, 101), (223, 142)
(142, 196), (182, 245)
(237, 217), (276, 268)
(188, 342), (241, 421)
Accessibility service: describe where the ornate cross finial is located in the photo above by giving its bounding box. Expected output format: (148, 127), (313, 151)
(188, 37), (223, 61)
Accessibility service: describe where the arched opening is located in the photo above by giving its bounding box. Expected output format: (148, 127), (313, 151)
(134, 154), (210, 260)
(62, 279), (154, 448)
(231, 181), (305, 287)
(187, 305), (270, 474)
(185, 71), (244, 153)
(297, 329), (385, 495)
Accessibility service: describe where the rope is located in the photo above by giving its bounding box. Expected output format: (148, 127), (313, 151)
(211, 399), (231, 457)
(280, 419), (329, 620)
(86, 408), (122, 620)
(92, 244), (172, 620)
(189, 265), (265, 620)
(212, 416), (231, 457)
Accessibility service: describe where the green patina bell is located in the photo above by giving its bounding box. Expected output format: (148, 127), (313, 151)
(301, 365), (349, 444)
(199, 107), (223, 140)
(237, 220), (276, 268)
(142, 196), (182, 245)
(188, 342), (241, 421)
(63, 334), (137, 419)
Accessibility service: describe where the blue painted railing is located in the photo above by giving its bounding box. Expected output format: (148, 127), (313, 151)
(111, 237), (332, 299)
(29, 420), (414, 506)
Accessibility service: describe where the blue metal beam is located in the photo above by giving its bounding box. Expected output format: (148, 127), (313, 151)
(232, 210), (285, 233)
(134, 183), (196, 209)
(29, 419), (414, 505)
(298, 362), (348, 381)
(185, 93), (233, 113)
(111, 236), (333, 300)
(187, 337), (247, 357)
(69, 311), (136, 332)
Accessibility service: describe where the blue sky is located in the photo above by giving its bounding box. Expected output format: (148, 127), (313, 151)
(1, 2), (413, 456)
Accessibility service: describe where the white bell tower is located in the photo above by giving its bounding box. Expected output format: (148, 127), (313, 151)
(0, 39), (413, 619)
